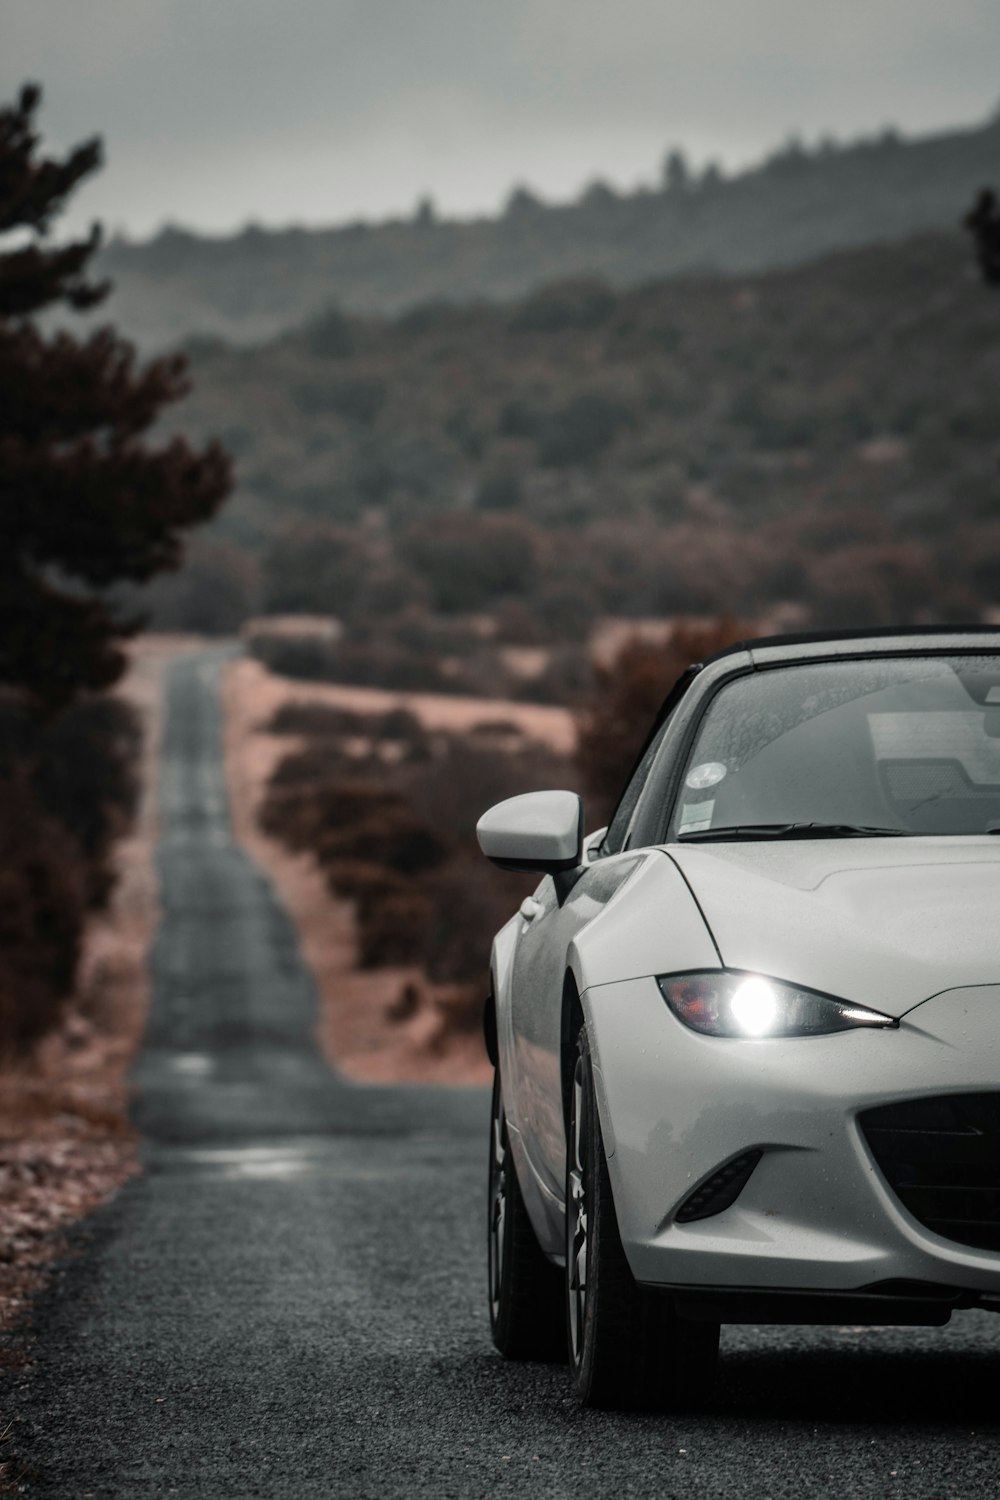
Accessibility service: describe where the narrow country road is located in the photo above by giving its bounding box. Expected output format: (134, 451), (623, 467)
(8, 648), (1000, 1498)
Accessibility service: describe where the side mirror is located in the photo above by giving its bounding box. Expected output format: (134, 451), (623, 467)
(476, 790), (584, 874)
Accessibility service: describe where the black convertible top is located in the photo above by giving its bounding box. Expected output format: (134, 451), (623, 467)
(703, 624), (1000, 665)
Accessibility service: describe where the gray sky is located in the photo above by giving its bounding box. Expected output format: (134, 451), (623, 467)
(4, 0), (1000, 240)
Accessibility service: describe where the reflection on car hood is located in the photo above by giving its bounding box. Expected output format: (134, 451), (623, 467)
(667, 838), (1000, 1018)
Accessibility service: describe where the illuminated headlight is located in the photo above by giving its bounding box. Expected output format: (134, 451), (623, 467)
(657, 971), (895, 1039)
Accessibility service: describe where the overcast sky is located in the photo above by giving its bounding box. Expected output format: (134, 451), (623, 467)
(4, 0), (1000, 241)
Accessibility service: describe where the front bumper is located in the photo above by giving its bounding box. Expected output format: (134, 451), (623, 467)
(584, 977), (1000, 1297)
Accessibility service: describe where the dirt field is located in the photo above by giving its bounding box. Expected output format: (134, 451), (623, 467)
(221, 654), (576, 1085)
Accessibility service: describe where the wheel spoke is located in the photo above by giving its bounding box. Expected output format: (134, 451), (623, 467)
(567, 1058), (590, 1365)
(488, 1087), (508, 1318)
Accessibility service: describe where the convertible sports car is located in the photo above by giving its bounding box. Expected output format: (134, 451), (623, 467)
(477, 627), (1000, 1409)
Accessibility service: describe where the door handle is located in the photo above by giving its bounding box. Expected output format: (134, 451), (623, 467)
(520, 897), (543, 922)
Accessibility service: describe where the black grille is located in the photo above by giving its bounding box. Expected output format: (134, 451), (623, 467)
(676, 1149), (763, 1223)
(860, 1093), (1000, 1252)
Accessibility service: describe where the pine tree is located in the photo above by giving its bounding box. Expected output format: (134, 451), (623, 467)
(965, 188), (1000, 287)
(0, 83), (231, 711)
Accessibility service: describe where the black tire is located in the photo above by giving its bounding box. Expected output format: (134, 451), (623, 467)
(566, 1026), (720, 1410)
(488, 1068), (565, 1360)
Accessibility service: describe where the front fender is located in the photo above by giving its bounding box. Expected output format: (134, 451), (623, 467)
(568, 848), (719, 991)
(490, 910), (520, 1096)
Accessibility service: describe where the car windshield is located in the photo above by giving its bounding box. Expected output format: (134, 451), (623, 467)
(671, 653), (1000, 840)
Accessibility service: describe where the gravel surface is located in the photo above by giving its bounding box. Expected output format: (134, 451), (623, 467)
(7, 647), (1000, 1497)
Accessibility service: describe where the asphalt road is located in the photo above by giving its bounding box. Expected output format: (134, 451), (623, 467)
(8, 648), (1000, 1497)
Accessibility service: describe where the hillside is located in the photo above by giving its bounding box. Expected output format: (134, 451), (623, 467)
(99, 115), (1000, 350)
(145, 227), (1000, 646)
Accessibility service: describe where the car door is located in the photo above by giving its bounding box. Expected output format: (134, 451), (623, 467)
(507, 716), (676, 1202)
(506, 851), (626, 1200)
(507, 867), (571, 1199)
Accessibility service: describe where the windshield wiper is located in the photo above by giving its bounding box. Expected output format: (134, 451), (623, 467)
(676, 822), (908, 843)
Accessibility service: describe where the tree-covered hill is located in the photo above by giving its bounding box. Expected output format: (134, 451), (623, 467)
(99, 113), (1000, 350)
(150, 226), (1000, 638)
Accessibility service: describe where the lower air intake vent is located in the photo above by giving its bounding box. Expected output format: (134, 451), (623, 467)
(860, 1093), (1000, 1252)
(676, 1149), (763, 1223)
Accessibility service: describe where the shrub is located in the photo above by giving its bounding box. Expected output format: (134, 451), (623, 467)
(293, 377), (385, 423)
(516, 645), (592, 705)
(430, 986), (484, 1041)
(509, 278), (616, 334)
(355, 885), (435, 969)
(250, 634), (336, 681)
(315, 805), (448, 876)
(536, 392), (632, 467)
(497, 398), (539, 439)
(806, 543), (940, 628)
(0, 693), (142, 1055)
(267, 702), (370, 739)
(266, 703), (432, 768)
(576, 618), (748, 821)
(0, 787), (88, 1053)
(324, 861), (434, 968)
(406, 740), (570, 849)
(316, 643), (460, 693)
(423, 855), (527, 984)
(259, 711), (574, 993)
(400, 513), (538, 613)
(142, 539), (259, 635)
(260, 524), (372, 617)
(262, 769), (396, 849)
(21, 697), (142, 909)
(476, 471), (524, 511)
(304, 306), (356, 359)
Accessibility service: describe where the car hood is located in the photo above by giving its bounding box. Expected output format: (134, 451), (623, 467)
(667, 839), (1000, 1017)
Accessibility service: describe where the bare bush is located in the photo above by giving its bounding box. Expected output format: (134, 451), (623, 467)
(423, 855), (528, 984)
(258, 705), (571, 999)
(325, 862), (434, 967)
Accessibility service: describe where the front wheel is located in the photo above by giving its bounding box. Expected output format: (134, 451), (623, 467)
(566, 1026), (719, 1409)
(488, 1069), (565, 1360)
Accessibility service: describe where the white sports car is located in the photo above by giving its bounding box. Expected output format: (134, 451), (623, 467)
(478, 628), (1000, 1409)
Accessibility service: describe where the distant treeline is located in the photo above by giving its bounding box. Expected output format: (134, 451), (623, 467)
(98, 112), (1000, 349)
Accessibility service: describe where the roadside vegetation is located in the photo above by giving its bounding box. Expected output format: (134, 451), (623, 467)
(258, 699), (566, 1043)
(0, 83), (229, 1056)
(0, 82), (229, 1340)
(254, 617), (745, 1049)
